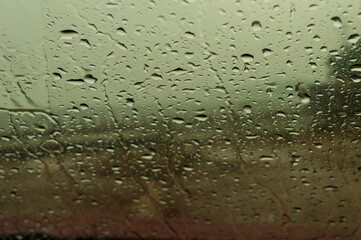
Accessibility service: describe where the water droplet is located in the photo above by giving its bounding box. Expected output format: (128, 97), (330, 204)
(276, 111), (286, 117)
(117, 27), (126, 36)
(67, 79), (84, 85)
(241, 54), (254, 63)
(183, 165), (194, 171)
(80, 39), (91, 47)
(115, 179), (123, 184)
(243, 105), (252, 114)
(314, 143), (323, 149)
(141, 154), (153, 160)
(84, 74), (97, 84)
(184, 31), (196, 39)
(331, 17), (342, 27)
(348, 34), (360, 43)
(301, 96), (310, 104)
(126, 98), (135, 106)
(262, 48), (273, 56)
(260, 155), (274, 161)
(323, 185), (338, 191)
(293, 207), (302, 213)
(60, 29), (78, 39)
(151, 73), (163, 80)
(251, 21), (262, 31)
(172, 117), (185, 124)
(194, 114), (208, 121)
(351, 64), (361, 73)
(308, 4), (318, 10)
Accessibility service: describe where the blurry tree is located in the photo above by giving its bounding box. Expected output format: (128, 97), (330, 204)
(330, 37), (361, 84)
(307, 38), (361, 134)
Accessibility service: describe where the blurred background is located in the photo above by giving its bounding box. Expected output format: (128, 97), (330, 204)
(0, 0), (360, 239)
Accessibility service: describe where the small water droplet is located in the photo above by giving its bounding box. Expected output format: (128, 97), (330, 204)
(117, 27), (126, 36)
(60, 29), (78, 39)
(172, 117), (185, 124)
(241, 54), (254, 63)
(331, 17), (342, 27)
(126, 98), (135, 106)
(251, 21), (262, 31)
(67, 79), (84, 85)
(260, 155), (274, 161)
(194, 114), (208, 121)
(84, 74), (97, 84)
(151, 73), (163, 80)
(324, 185), (338, 191)
(141, 154), (153, 160)
(308, 4), (318, 10)
(301, 95), (311, 104)
(348, 34), (360, 43)
(184, 31), (196, 39)
(243, 105), (252, 114)
(115, 178), (123, 184)
(262, 48), (273, 56)
(276, 111), (286, 117)
(183, 165), (194, 171)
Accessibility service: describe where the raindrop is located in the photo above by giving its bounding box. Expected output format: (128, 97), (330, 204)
(80, 39), (91, 47)
(194, 114), (208, 121)
(126, 98), (135, 106)
(308, 4), (318, 10)
(314, 143), (323, 149)
(80, 103), (88, 110)
(351, 64), (361, 73)
(67, 79), (84, 85)
(141, 154), (154, 160)
(251, 21), (262, 31)
(243, 105), (252, 114)
(262, 48), (273, 56)
(151, 73), (163, 80)
(172, 117), (185, 124)
(323, 185), (339, 192)
(301, 96), (311, 104)
(183, 165), (194, 171)
(84, 74), (97, 84)
(348, 34), (360, 43)
(117, 27), (126, 36)
(184, 31), (196, 39)
(331, 17), (342, 27)
(293, 207), (302, 213)
(53, 72), (62, 80)
(115, 179), (123, 184)
(260, 155), (274, 161)
(240, 54), (254, 63)
(276, 111), (286, 117)
(60, 29), (79, 39)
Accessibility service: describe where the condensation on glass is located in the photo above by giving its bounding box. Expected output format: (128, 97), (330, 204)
(0, 0), (360, 239)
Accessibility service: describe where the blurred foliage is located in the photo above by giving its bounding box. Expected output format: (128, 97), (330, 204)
(330, 38), (361, 83)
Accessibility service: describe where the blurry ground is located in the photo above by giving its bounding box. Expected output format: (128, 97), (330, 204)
(0, 130), (360, 240)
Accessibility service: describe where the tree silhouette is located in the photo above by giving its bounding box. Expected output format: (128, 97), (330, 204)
(307, 37), (361, 134)
(329, 38), (361, 84)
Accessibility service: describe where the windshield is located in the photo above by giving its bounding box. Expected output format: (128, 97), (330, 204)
(0, 0), (360, 239)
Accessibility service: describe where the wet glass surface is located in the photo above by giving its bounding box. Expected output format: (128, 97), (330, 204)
(0, 0), (360, 239)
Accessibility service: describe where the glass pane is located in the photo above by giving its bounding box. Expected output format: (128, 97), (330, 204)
(0, 0), (360, 239)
